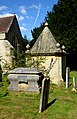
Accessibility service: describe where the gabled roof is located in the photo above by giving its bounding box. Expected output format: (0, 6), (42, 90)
(0, 15), (15, 33)
(30, 23), (62, 54)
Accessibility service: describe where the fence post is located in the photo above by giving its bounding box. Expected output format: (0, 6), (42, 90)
(39, 78), (50, 113)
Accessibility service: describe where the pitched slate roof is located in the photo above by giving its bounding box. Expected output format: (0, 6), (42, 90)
(0, 15), (15, 33)
(30, 23), (62, 54)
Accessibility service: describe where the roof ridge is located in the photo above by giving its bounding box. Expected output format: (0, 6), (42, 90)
(0, 15), (15, 18)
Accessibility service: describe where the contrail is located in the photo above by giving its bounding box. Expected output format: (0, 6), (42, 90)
(32, 4), (41, 30)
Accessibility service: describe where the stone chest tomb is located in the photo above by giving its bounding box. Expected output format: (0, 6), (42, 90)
(8, 68), (43, 92)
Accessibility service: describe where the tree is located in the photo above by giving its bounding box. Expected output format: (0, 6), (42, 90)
(22, 35), (29, 50)
(31, 0), (77, 70)
(30, 24), (44, 48)
(46, 0), (77, 53)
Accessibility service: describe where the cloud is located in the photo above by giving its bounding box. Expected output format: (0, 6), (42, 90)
(24, 15), (33, 19)
(25, 15), (29, 19)
(29, 4), (39, 9)
(0, 13), (19, 20)
(20, 26), (27, 31)
(19, 6), (27, 14)
(22, 23), (26, 27)
(47, 6), (50, 9)
(0, 6), (7, 11)
(19, 16), (24, 21)
(0, 13), (14, 17)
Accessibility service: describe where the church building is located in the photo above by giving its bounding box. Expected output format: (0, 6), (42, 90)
(0, 15), (25, 72)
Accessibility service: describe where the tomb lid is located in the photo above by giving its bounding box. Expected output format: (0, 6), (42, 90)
(29, 23), (62, 54)
(8, 67), (39, 74)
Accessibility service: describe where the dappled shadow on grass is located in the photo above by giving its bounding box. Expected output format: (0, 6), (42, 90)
(45, 98), (57, 110)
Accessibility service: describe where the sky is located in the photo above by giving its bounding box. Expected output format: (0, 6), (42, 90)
(0, 0), (58, 40)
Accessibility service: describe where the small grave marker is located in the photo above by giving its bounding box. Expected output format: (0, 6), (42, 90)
(73, 76), (76, 89)
(72, 76), (77, 92)
(66, 67), (70, 89)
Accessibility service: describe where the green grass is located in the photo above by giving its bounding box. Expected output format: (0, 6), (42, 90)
(0, 71), (77, 119)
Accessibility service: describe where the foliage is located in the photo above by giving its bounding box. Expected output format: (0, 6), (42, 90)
(0, 71), (77, 119)
(1, 58), (12, 71)
(25, 55), (53, 77)
(1, 35), (28, 70)
(0, 75), (9, 97)
(13, 51), (26, 68)
(13, 35), (30, 68)
(30, 0), (77, 70)
(25, 55), (45, 70)
(30, 23), (44, 48)
(18, 35), (29, 52)
(46, 0), (77, 53)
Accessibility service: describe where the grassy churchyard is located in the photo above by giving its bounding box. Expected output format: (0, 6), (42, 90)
(0, 71), (77, 119)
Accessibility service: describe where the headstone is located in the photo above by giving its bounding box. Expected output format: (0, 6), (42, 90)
(73, 77), (76, 89)
(66, 67), (70, 89)
(39, 78), (50, 113)
(73, 76), (76, 89)
(72, 76), (77, 92)
(8, 68), (43, 92)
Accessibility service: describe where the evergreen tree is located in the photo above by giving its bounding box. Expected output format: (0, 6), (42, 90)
(30, 24), (44, 48)
(31, 0), (77, 70)
(46, 0), (77, 53)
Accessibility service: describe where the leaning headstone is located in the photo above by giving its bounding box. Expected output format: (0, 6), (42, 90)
(39, 78), (50, 113)
(66, 67), (70, 89)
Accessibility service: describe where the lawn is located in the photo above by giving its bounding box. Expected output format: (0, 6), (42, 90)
(0, 71), (77, 119)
